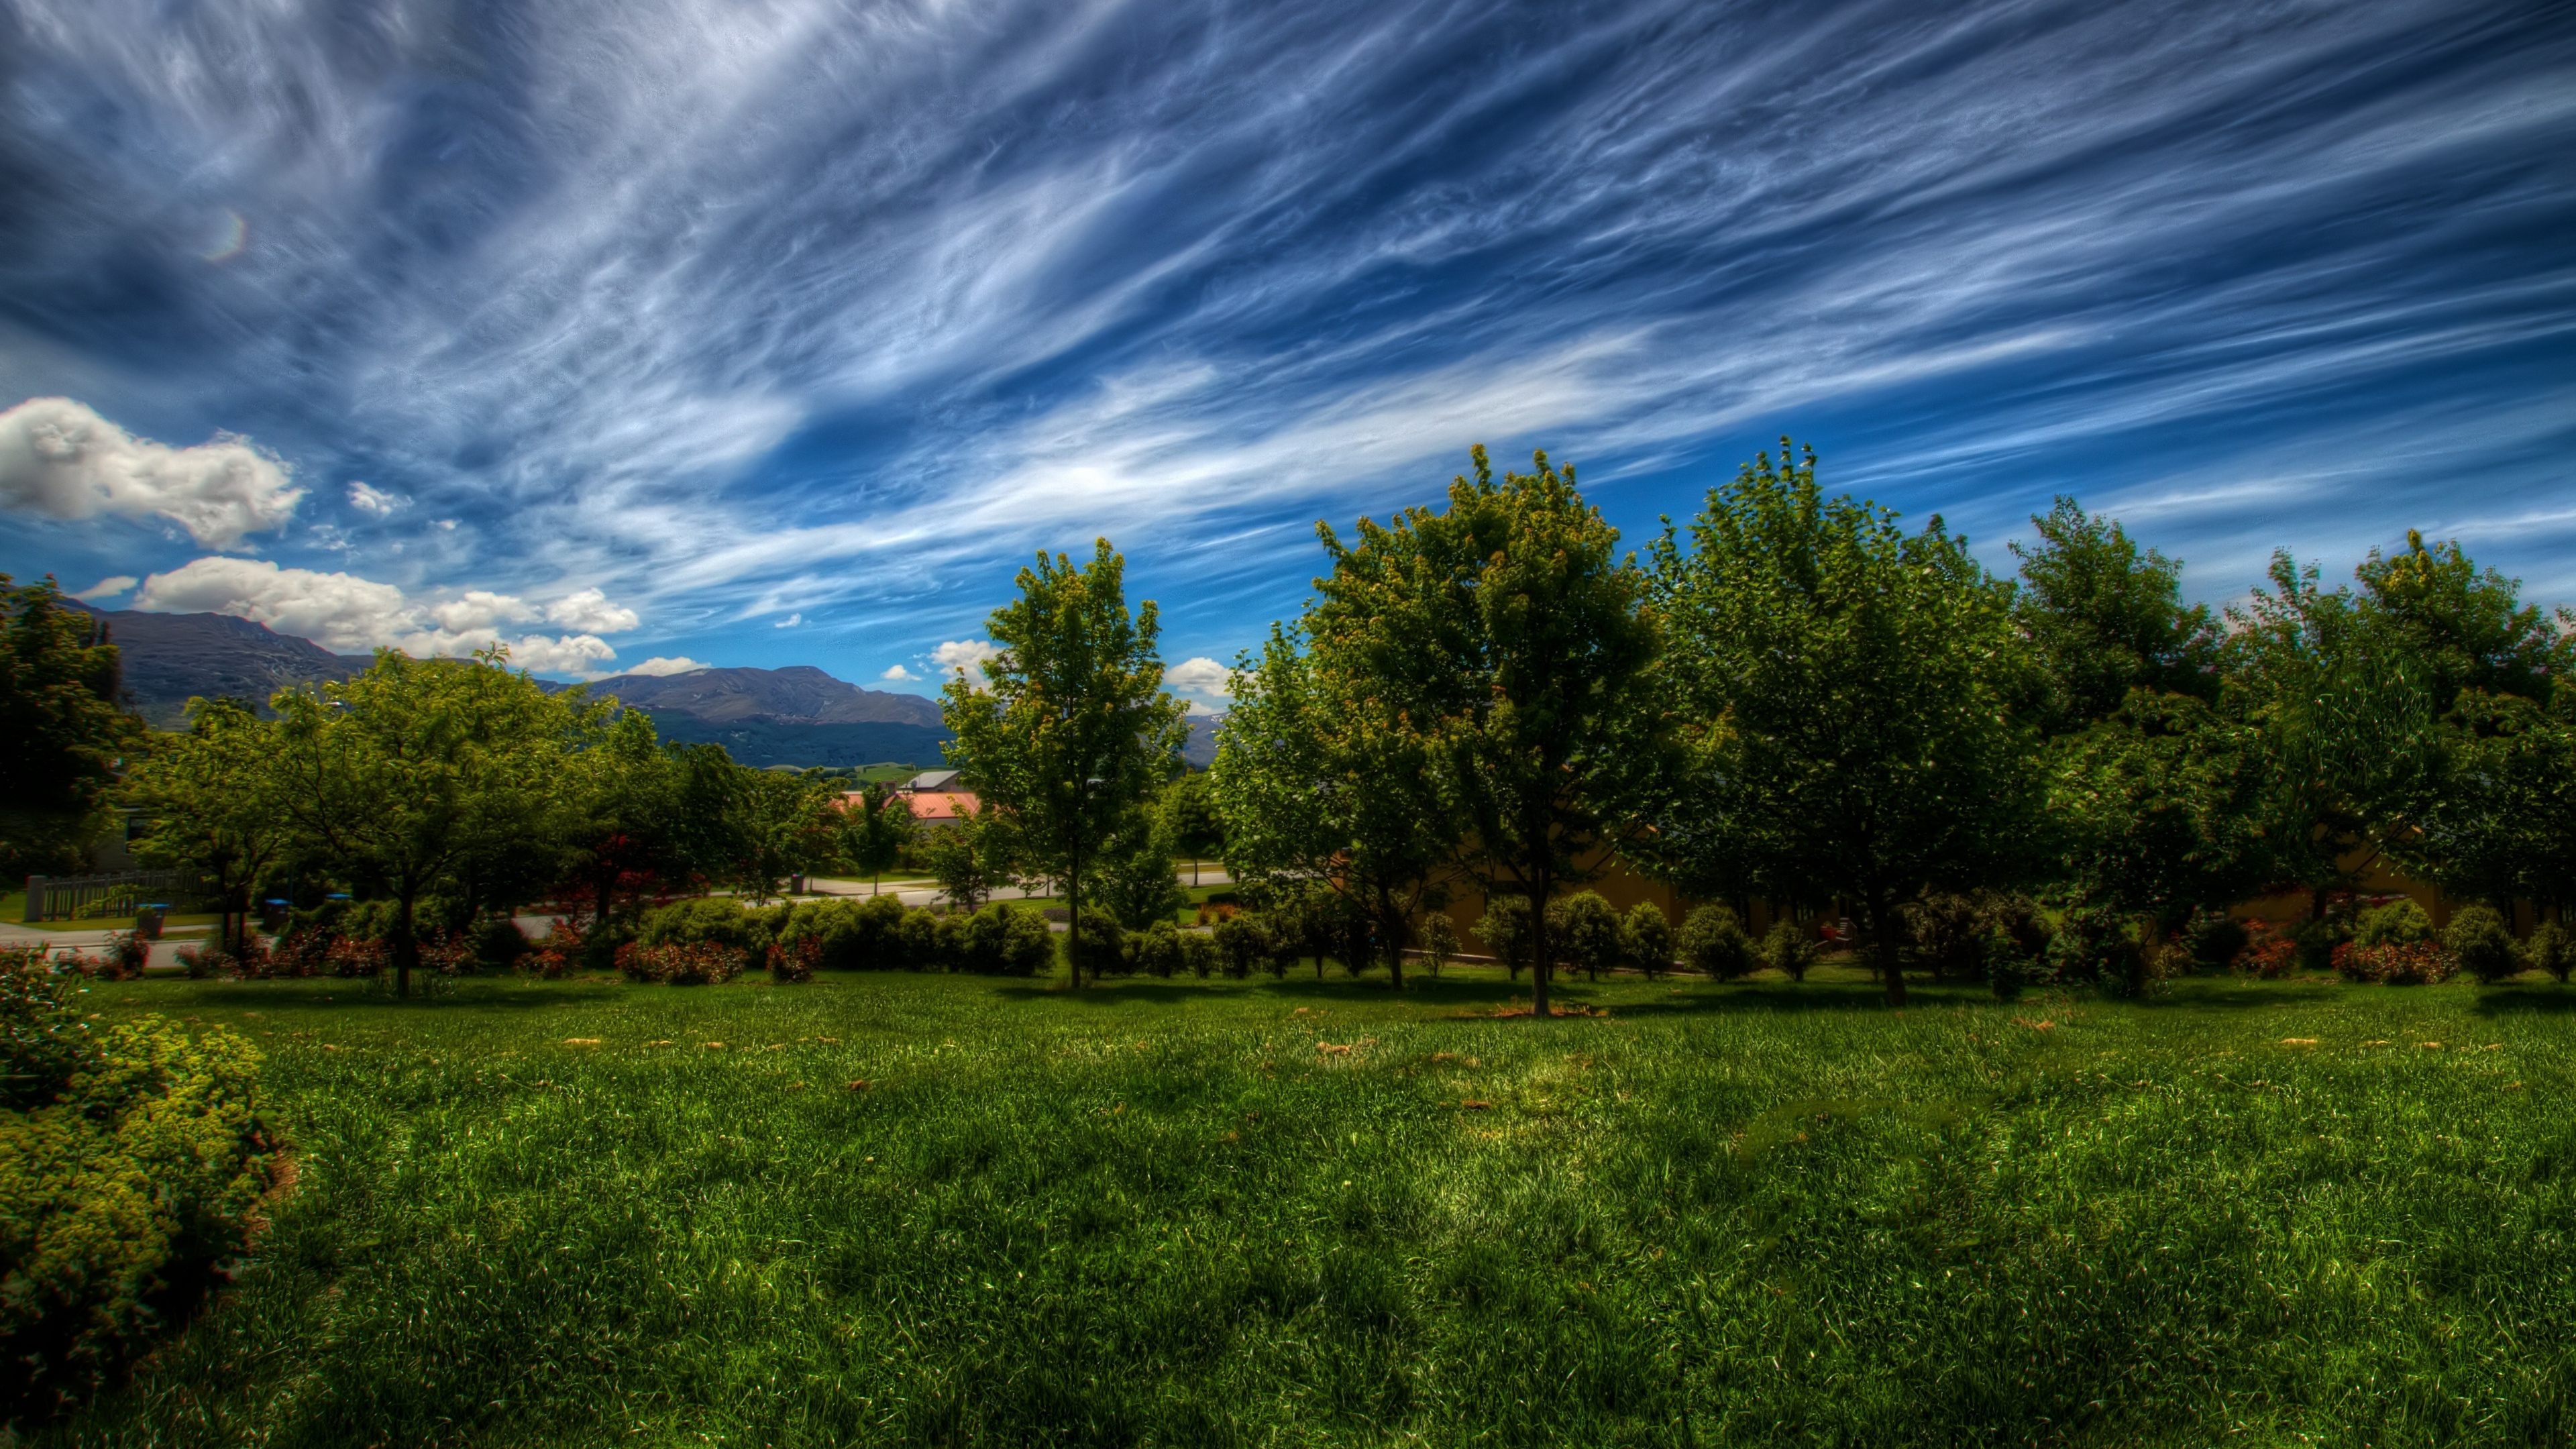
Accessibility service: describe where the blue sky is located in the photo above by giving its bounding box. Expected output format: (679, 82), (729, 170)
(2, 0), (2571, 705)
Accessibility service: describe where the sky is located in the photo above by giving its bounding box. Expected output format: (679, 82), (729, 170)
(1, 0), (2571, 708)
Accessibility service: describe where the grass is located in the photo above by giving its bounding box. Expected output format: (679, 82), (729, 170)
(38, 963), (2576, 1446)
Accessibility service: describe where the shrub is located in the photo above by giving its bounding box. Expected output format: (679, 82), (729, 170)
(2292, 914), (2353, 975)
(637, 898), (762, 954)
(766, 936), (819, 984)
(1983, 924), (2033, 1000)
(896, 907), (950, 971)
(619, 941), (747, 985)
(955, 904), (1055, 977)
(1477, 896), (1532, 979)
(1898, 894), (1984, 981)
(2353, 899), (2436, 949)
(2180, 909), (2248, 971)
(97, 932), (148, 982)
(521, 916), (586, 979)
(1678, 905), (1756, 979)
(325, 936), (388, 979)
(1762, 918), (1817, 982)
(0, 961), (270, 1419)
(1621, 903), (1674, 979)
(782, 895), (907, 971)
(472, 917), (531, 973)
(1132, 921), (1185, 979)
(2046, 906), (2126, 987)
(1416, 912), (1458, 979)
(1071, 906), (1128, 980)
(1544, 892), (1623, 981)
(1213, 913), (1269, 980)
(1181, 930), (1218, 979)
(2332, 939), (2456, 985)
(2526, 920), (2571, 983)
(2231, 922), (2299, 979)
(2445, 904), (2520, 984)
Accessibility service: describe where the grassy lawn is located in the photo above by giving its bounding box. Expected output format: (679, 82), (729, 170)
(44, 965), (2576, 1446)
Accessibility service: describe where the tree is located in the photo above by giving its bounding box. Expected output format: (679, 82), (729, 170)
(2353, 530), (2563, 716)
(1212, 623), (1447, 989)
(122, 699), (292, 957)
(722, 767), (844, 903)
(941, 539), (1189, 987)
(1095, 811), (1187, 928)
(1, 577), (142, 877)
(920, 804), (1020, 913)
(1159, 771), (1226, 886)
(842, 781), (916, 894)
(1649, 439), (2040, 1006)
(271, 649), (607, 998)
(2010, 497), (2221, 733)
(1305, 447), (1663, 1015)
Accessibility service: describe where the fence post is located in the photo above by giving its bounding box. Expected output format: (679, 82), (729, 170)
(23, 876), (43, 924)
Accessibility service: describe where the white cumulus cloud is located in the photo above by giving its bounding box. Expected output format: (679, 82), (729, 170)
(932, 639), (1003, 676)
(346, 480), (403, 517)
(622, 656), (711, 677)
(546, 586), (641, 633)
(72, 575), (137, 602)
(1165, 656), (1230, 698)
(0, 398), (302, 547)
(133, 556), (626, 675)
(879, 663), (917, 682)
(774, 612), (802, 628)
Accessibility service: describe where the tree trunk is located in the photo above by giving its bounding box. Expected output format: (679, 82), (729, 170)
(1531, 879), (1553, 1018)
(1385, 899), (1405, 991)
(1870, 887), (1905, 1008)
(1067, 838), (1082, 988)
(394, 887), (417, 1000)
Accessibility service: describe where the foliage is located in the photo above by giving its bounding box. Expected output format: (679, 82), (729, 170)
(1159, 771), (1226, 868)
(2047, 690), (2272, 935)
(2180, 909), (2248, 971)
(2330, 939), (2457, 986)
(270, 649), (610, 997)
(1305, 447), (1663, 1014)
(1650, 440), (2040, 1006)
(0, 964), (268, 1419)
(1131, 921), (1185, 979)
(122, 698), (290, 957)
(765, 937), (819, 984)
(1546, 892), (1625, 983)
(1762, 918), (1817, 982)
(839, 782), (916, 892)
(2525, 921), (2571, 983)
(2230, 922), (2300, 979)
(719, 768), (844, 904)
(616, 941), (748, 985)
(1093, 812), (1186, 928)
(1676, 904), (1756, 979)
(0, 576), (142, 879)
(638, 898), (765, 955)
(2352, 899), (2437, 949)
(1069, 906), (1127, 981)
(1415, 912), (1458, 979)
(1212, 912), (1268, 979)
(1179, 930), (1218, 979)
(1620, 903), (1672, 979)
(1474, 895), (1531, 980)
(2009, 497), (2222, 733)
(918, 802), (1022, 913)
(777, 896), (910, 972)
(472, 917), (531, 973)
(2443, 904), (2520, 985)
(953, 904), (1055, 977)
(941, 539), (1189, 987)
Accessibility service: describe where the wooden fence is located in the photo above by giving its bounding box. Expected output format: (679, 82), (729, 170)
(21, 870), (200, 923)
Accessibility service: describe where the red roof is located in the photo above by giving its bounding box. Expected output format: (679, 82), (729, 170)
(845, 789), (978, 821)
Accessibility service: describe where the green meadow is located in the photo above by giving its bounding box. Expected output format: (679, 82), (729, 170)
(46, 967), (2576, 1448)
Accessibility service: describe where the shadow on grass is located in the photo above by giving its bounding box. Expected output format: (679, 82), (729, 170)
(990, 969), (2008, 1016)
(2130, 977), (2349, 1010)
(136, 978), (633, 1012)
(2472, 981), (2576, 1016)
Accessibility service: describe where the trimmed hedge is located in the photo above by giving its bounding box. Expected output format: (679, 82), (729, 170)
(0, 956), (271, 1420)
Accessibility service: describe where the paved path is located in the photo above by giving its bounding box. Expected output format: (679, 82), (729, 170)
(0, 919), (216, 971)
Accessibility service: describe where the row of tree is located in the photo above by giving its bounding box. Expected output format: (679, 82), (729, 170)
(1203, 442), (2576, 1012)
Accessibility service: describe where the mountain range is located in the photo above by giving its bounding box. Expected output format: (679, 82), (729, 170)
(80, 604), (1217, 767)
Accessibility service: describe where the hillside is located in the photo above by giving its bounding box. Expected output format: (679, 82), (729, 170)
(74, 603), (370, 728)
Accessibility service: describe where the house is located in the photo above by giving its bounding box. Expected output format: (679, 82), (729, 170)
(905, 769), (963, 794)
(841, 781), (979, 830)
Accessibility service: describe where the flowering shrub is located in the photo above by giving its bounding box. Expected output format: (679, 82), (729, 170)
(616, 941), (746, 985)
(767, 936), (819, 984)
(97, 932), (148, 981)
(265, 928), (333, 978)
(2231, 922), (2300, 979)
(325, 936), (388, 979)
(2331, 939), (2457, 985)
(523, 916), (587, 979)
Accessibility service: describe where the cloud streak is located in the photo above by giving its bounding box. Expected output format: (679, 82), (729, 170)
(0, 0), (2569, 662)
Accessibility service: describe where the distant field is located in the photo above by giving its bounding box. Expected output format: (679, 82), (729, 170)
(48, 967), (2576, 1447)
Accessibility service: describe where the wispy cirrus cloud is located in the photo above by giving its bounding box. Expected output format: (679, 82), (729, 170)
(0, 0), (2568, 674)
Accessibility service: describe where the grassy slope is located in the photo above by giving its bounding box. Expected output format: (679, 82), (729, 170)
(46, 967), (2576, 1448)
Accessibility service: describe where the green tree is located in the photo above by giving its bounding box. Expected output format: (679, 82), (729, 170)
(1212, 623), (1447, 988)
(842, 781), (916, 894)
(1650, 440), (2039, 1006)
(722, 767), (843, 903)
(920, 804), (1020, 912)
(122, 699), (290, 957)
(941, 540), (1189, 987)
(1, 577), (142, 877)
(272, 649), (608, 997)
(2354, 530), (2563, 715)
(2010, 497), (2221, 733)
(1306, 447), (1662, 1016)
(1159, 770), (1226, 886)
(1095, 811), (1186, 928)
